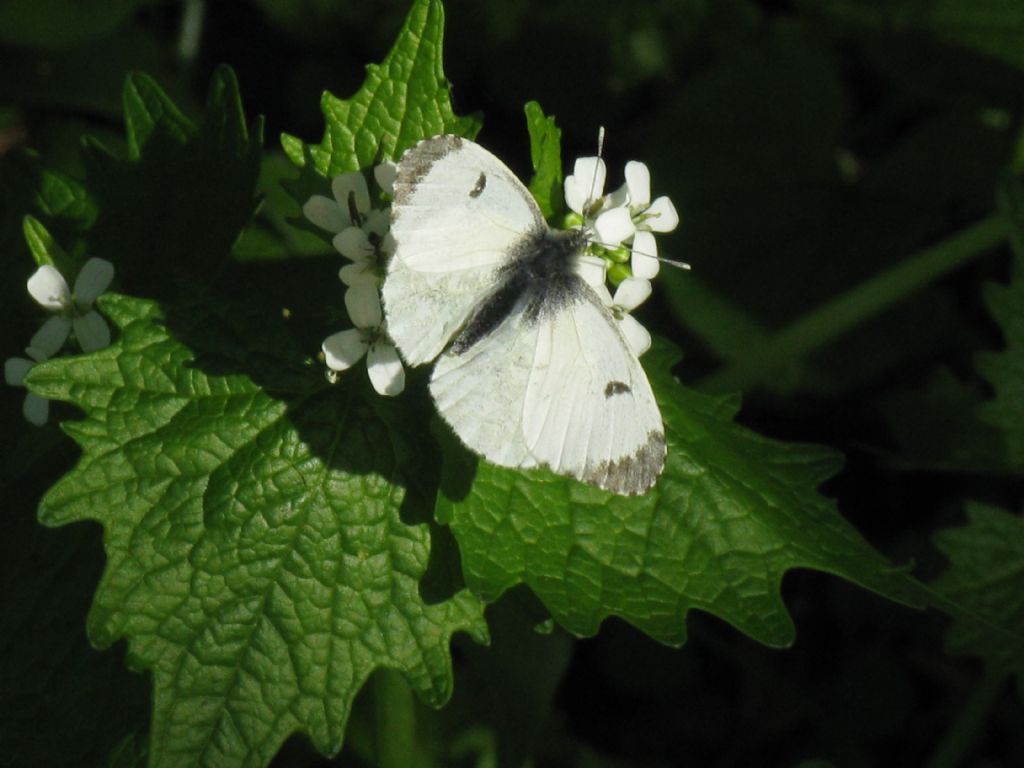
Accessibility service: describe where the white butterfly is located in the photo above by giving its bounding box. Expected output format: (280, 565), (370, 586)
(381, 135), (665, 495)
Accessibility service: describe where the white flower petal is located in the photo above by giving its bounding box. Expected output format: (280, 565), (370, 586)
(563, 175), (587, 215)
(73, 258), (114, 306)
(331, 172), (370, 216)
(322, 329), (367, 371)
(23, 392), (49, 426)
(573, 157), (606, 200)
(625, 161), (651, 208)
(363, 208), (391, 238)
(333, 227), (373, 262)
(644, 196), (679, 233)
(619, 314), (651, 357)
(344, 284), (382, 328)
(25, 346), (49, 363)
(27, 265), (71, 311)
(564, 157), (607, 214)
(593, 207), (635, 246)
(613, 277), (653, 312)
(606, 181), (630, 210)
(367, 342), (405, 396)
(303, 194), (348, 233)
(30, 316), (72, 357)
(374, 161), (398, 196)
(5, 357), (33, 386)
(631, 230), (660, 279)
(73, 310), (111, 352)
(339, 262), (378, 287)
(575, 255), (607, 289)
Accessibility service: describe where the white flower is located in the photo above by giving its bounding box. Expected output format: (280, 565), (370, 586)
(303, 171), (372, 236)
(26, 258), (114, 353)
(5, 346), (51, 426)
(594, 277), (653, 357)
(622, 161), (680, 279)
(336, 209), (394, 288)
(564, 157), (635, 247)
(304, 165), (396, 287)
(321, 286), (405, 396)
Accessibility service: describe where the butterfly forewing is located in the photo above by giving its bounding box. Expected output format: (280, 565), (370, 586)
(384, 135), (544, 365)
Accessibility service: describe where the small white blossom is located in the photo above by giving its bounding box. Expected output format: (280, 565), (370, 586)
(305, 165), (397, 288)
(322, 286), (405, 396)
(622, 161), (680, 279)
(5, 346), (51, 426)
(302, 172), (371, 236)
(336, 209), (394, 288)
(26, 258), (114, 353)
(308, 162), (407, 397)
(564, 157), (635, 247)
(594, 277), (653, 357)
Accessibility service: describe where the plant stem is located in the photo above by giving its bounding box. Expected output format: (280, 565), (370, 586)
(927, 668), (1006, 768)
(699, 214), (1009, 393)
(374, 669), (416, 768)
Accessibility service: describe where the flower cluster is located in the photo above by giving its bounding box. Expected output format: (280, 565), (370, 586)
(564, 155), (681, 356)
(304, 161), (406, 396)
(5, 258), (115, 425)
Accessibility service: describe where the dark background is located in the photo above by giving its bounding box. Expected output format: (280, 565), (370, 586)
(2, 1), (1023, 766)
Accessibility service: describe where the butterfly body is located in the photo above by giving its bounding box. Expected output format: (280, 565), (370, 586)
(383, 135), (665, 495)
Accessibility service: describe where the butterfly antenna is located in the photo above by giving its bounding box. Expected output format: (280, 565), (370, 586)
(588, 238), (692, 271)
(585, 126), (606, 213)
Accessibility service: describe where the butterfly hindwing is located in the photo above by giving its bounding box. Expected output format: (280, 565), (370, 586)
(384, 135), (545, 365)
(430, 285), (665, 495)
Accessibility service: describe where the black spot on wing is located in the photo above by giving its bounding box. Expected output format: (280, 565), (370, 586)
(469, 172), (486, 198)
(604, 381), (631, 398)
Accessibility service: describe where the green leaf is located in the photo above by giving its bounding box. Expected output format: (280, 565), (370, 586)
(931, 503), (1024, 686)
(25, 294), (487, 767)
(879, 369), (1014, 474)
(976, 179), (1024, 468)
(281, 0), (479, 177)
(800, 0), (1024, 73)
(22, 215), (66, 268)
(524, 101), (564, 221)
(82, 67), (262, 299)
(437, 342), (921, 648)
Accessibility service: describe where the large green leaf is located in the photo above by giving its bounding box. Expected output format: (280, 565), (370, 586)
(82, 67), (262, 300)
(26, 294), (486, 767)
(931, 503), (1024, 687)
(437, 342), (921, 648)
(282, 0), (479, 177)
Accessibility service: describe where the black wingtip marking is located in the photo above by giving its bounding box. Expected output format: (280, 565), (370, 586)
(604, 380), (631, 398)
(582, 430), (666, 496)
(469, 171), (487, 198)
